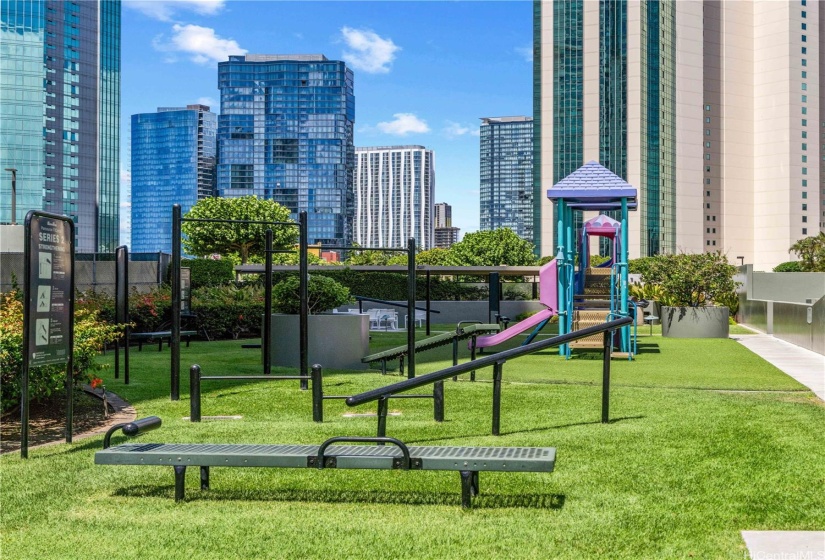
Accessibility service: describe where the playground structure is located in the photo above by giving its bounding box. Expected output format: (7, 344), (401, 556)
(548, 161), (638, 358)
(473, 259), (558, 349)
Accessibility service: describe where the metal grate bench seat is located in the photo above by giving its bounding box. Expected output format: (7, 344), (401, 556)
(95, 435), (555, 508)
(131, 330), (197, 351)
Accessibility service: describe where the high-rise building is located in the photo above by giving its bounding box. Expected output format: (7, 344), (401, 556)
(433, 202), (460, 248)
(130, 105), (217, 253)
(480, 116), (534, 243)
(534, 0), (823, 270)
(0, 0), (120, 252)
(354, 145), (434, 250)
(434, 202), (452, 228)
(216, 54), (355, 246)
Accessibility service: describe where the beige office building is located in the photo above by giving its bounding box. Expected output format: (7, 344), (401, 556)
(534, 0), (822, 270)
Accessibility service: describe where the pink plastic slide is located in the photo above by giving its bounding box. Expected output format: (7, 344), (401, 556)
(472, 259), (558, 350)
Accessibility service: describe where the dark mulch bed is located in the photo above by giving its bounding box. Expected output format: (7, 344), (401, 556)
(1, 391), (109, 454)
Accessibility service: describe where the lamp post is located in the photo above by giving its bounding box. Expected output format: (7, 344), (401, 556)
(4, 168), (16, 225)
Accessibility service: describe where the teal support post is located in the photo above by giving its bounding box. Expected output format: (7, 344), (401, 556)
(556, 199), (568, 357)
(620, 197), (629, 353)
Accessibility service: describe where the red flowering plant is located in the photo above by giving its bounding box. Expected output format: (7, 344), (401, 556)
(0, 290), (122, 414)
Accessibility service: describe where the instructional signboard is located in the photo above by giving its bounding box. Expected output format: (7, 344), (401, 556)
(26, 213), (73, 367)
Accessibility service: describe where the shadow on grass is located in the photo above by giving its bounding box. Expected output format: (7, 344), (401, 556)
(405, 416), (645, 443)
(112, 484), (566, 509)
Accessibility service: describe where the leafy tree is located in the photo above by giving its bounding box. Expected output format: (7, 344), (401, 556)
(415, 247), (460, 266)
(641, 252), (738, 307)
(789, 232), (825, 272)
(272, 275), (351, 314)
(181, 196), (296, 264)
(449, 228), (537, 266)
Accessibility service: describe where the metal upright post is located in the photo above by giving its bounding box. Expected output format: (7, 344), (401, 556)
(433, 381), (444, 422)
(299, 212), (309, 390)
(189, 365), (201, 422)
(311, 364), (323, 423)
(492, 361), (503, 436)
(263, 229), (273, 375)
(123, 247), (130, 386)
(602, 330), (612, 423)
(425, 270), (431, 335)
(407, 238), (416, 379)
(171, 204), (181, 401)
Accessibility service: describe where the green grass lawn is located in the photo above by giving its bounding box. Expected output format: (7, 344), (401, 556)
(2, 327), (823, 559)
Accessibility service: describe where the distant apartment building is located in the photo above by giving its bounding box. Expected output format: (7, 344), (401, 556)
(216, 54), (355, 246)
(0, 0), (121, 252)
(354, 145), (434, 250)
(130, 105), (216, 253)
(434, 202), (460, 248)
(534, 0), (823, 269)
(479, 116), (534, 244)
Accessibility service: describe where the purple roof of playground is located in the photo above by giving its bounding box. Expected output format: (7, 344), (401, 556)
(547, 161), (638, 210)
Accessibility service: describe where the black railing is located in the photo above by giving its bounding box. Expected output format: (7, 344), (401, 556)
(345, 316), (633, 436)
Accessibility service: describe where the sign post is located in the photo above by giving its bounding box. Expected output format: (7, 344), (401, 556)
(115, 246), (130, 384)
(22, 211), (74, 458)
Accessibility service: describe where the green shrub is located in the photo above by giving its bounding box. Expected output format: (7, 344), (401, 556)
(0, 290), (122, 413)
(272, 275), (351, 314)
(628, 256), (658, 276)
(641, 252), (739, 308)
(773, 261), (804, 272)
(191, 285), (265, 340)
(129, 286), (172, 332)
(180, 258), (235, 289)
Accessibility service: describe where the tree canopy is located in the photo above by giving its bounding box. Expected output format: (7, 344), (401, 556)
(181, 196), (296, 264)
(789, 232), (825, 272)
(449, 228), (537, 266)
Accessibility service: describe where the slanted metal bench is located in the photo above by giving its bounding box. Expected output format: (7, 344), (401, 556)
(131, 330), (197, 351)
(95, 422), (555, 508)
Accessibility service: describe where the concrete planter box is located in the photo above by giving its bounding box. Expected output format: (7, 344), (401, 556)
(266, 313), (369, 370)
(661, 306), (729, 338)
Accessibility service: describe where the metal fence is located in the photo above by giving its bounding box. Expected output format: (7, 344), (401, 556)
(737, 265), (825, 355)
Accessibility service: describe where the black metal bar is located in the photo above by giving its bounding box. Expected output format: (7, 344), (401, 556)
(345, 317), (633, 407)
(470, 336), (477, 382)
(199, 375), (311, 381)
(171, 204), (181, 401)
(174, 465), (186, 502)
(377, 397), (388, 439)
(114, 335), (119, 380)
(426, 270), (431, 335)
(492, 361), (503, 435)
(263, 229), (273, 375)
(200, 466), (209, 490)
(602, 330), (611, 423)
(460, 471), (474, 508)
(180, 218), (297, 227)
(190, 364), (201, 422)
(312, 364), (323, 423)
(65, 220), (76, 444)
(324, 394), (432, 400)
(299, 211), (308, 391)
(315, 436), (411, 470)
(407, 238), (416, 379)
(21, 212), (31, 458)
(472, 471), (480, 496)
(102, 422), (127, 449)
(354, 296), (439, 313)
(489, 272), (500, 324)
(434, 380), (444, 422)
(123, 246), (130, 385)
(321, 245), (409, 253)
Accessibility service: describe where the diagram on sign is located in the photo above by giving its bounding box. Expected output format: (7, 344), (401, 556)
(39, 252), (52, 279)
(37, 286), (51, 312)
(36, 319), (49, 346)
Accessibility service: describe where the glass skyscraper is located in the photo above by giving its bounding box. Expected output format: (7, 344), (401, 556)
(130, 105), (217, 253)
(479, 117), (534, 243)
(216, 54), (355, 246)
(0, 0), (120, 252)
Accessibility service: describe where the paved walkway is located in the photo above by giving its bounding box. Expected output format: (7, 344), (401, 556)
(734, 334), (825, 559)
(732, 333), (825, 401)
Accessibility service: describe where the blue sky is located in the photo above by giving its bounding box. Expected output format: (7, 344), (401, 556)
(121, 0), (533, 239)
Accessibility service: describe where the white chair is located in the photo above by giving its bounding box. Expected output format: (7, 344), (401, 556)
(367, 309), (382, 330)
(405, 309), (426, 329)
(379, 311), (398, 331)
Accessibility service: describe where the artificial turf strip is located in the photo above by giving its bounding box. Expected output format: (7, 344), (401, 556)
(1, 333), (822, 559)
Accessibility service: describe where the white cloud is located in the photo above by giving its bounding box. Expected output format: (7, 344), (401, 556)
(340, 27), (400, 74)
(154, 24), (246, 66)
(125, 0), (225, 22)
(376, 113), (430, 136)
(515, 46), (533, 63)
(443, 121), (480, 139)
(195, 96), (218, 109)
